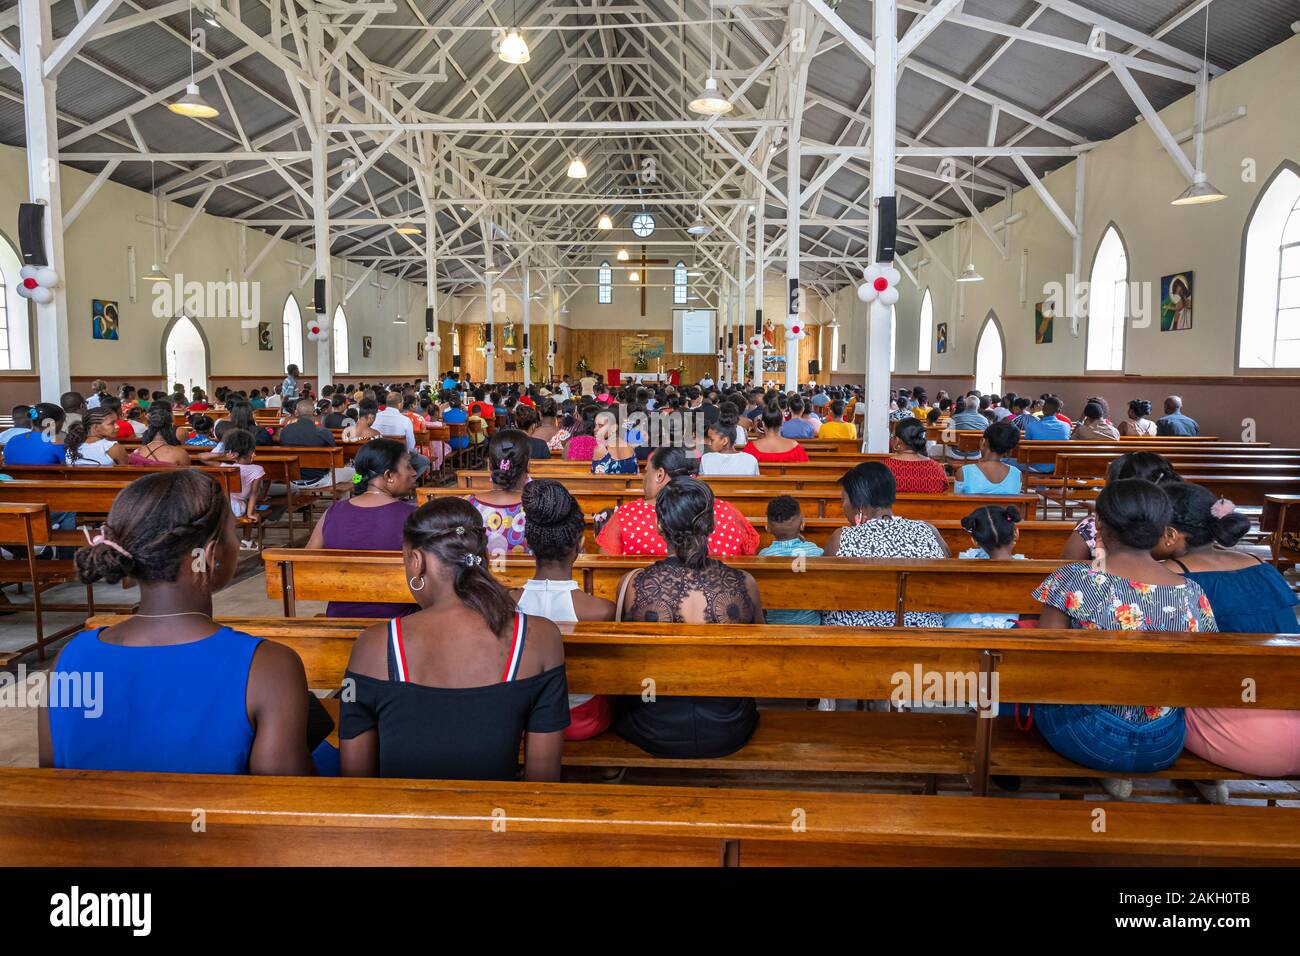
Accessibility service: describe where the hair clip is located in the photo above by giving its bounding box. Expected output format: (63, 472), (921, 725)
(27, 407), (40, 420)
(455, 525), (466, 535)
(462, 553), (483, 567)
(351, 473), (363, 485)
(498, 457), (511, 471)
(1210, 497), (1236, 519)
(82, 525), (132, 559)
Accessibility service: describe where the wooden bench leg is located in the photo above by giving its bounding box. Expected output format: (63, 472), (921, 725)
(971, 649), (1002, 797)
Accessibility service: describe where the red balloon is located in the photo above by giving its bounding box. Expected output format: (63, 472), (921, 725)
(873, 276), (888, 292)
(22, 277), (38, 289)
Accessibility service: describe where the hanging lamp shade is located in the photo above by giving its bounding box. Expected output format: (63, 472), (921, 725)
(686, 214), (712, 236)
(616, 248), (629, 262)
(1171, 172), (1227, 205)
(141, 263), (168, 281)
(395, 223), (423, 236)
(498, 28), (530, 65)
(688, 77), (732, 115)
(597, 213), (613, 230)
(566, 157), (588, 179)
(168, 82), (219, 119)
(956, 262), (984, 283)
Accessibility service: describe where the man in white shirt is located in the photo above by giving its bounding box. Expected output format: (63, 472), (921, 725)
(699, 374), (715, 390)
(557, 375), (573, 400)
(579, 373), (597, 397)
(266, 391), (283, 409)
(374, 390), (430, 477)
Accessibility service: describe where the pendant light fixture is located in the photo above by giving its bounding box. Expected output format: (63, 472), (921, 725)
(395, 222), (423, 236)
(956, 161), (983, 282)
(142, 163), (168, 280)
(616, 247), (629, 262)
(689, 13), (733, 115)
(1172, 8), (1226, 205)
(597, 213), (613, 230)
(566, 156), (588, 179)
(169, 2), (219, 119)
(498, 1), (529, 65)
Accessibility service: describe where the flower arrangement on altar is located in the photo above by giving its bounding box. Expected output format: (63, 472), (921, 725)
(576, 355), (590, 375)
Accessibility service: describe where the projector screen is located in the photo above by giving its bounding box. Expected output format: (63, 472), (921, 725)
(672, 309), (716, 354)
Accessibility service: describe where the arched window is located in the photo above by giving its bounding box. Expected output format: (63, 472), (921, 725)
(975, 313), (1004, 396)
(1240, 164), (1300, 369)
(282, 294), (304, 369)
(673, 260), (688, 304)
(0, 236), (31, 370)
(598, 261), (612, 304)
(332, 304), (350, 374)
(917, 289), (933, 372)
(164, 315), (208, 396)
(1085, 225), (1128, 371)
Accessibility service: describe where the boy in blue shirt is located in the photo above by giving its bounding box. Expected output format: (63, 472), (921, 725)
(758, 496), (824, 626)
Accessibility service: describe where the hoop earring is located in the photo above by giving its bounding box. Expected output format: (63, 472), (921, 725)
(409, 575), (425, 592)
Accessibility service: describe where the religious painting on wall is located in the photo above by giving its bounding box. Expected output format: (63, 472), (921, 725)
(621, 335), (665, 371)
(762, 354), (785, 374)
(1034, 301), (1054, 345)
(1160, 272), (1193, 332)
(257, 322), (273, 351)
(416, 340), (426, 361)
(501, 323), (517, 350)
(92, 299), (119, 340)
(362, 335), (372, 358)
(936, 322), (948, 354)
(840, 343), (847, 365)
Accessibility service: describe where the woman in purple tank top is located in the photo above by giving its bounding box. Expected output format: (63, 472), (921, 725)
(306, 439), (419, 618)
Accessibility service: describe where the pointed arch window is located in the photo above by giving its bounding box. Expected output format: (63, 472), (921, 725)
(282, 294), (304, 369)
(917, 289), (933, 372)
(1085, 225), (1129, 371)
(332, 304), (350, 374)
(673, 261), (688, 304)
(975, 314), (1004, 396)
(1240, 164), (1300, 369)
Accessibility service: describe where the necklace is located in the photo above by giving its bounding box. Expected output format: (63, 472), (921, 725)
(133, 611), (211, 619)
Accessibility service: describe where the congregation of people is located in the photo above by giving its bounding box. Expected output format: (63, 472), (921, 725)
(7, 365), (1297, 805)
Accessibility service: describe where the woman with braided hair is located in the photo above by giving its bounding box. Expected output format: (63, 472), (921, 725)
(63, 406), (128, 466)
(306, 438), (418, 619)
(339, 497), (569, 780)
(612, 477), (762, 758)
(511, 479), (616, 740)
(126, 402), (191, 467)
(39, 470), (315, 775)
(466, 427), (532, 557)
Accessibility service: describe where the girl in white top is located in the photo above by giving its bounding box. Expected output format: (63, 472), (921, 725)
(1119, 399), (1158, 437)
(699, 414), (760, 477)
(64, 408), (127, 466)
(510, 479), (616, 741)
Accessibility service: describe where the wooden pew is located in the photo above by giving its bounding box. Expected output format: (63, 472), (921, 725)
(88, 614), (1300, 795)
(0, 504), (100, 661)
(1056, 452), (1300, 483)
(418, 485), (1037, 521)
(1261, 495), (1300, 569)
(262, 548), (1058, 616)
(0, 465), (242, 495)
(4, 767), (1294, 865)
(1015, 440), (1270, 471)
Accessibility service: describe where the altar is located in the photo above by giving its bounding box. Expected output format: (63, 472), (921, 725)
(621, 371), (670, 384)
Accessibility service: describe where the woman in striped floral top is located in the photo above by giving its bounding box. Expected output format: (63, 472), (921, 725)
(1032, 479), (1216, 798)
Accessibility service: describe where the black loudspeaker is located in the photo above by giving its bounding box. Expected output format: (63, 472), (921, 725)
(808, 359), (821, 376)
(727, 331), (734, 349)
(523, 332), (529, 348)
(452, 354), (462, 369)
(876, 195), (897, 262)
(788, 278), (799, 316)
(754, 307), (763, 335)
(313, 278), (326, 315)
(425, 307), (434, 332)
(484, 323), (492, 341)
(18, 203), (47, 267)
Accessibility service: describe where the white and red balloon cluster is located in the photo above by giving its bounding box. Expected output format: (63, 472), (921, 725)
(17, 265), (60, 305)
(857, 263), (901, 305)
(306, 314), (330, 342)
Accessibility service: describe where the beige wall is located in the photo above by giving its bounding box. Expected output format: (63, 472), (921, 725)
(0, 142), (433, 405)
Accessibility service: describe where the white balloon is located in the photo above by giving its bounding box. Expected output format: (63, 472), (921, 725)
(35, 267), (59, 288)
(856, 283), (871, 302)
(30, 286), (53, 304)
(19, 265), (38, 280)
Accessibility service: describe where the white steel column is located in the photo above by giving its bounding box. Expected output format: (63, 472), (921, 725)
(864, 0), (897, 452)
(19, 0), (71, 400)
(484, 270), (495, 385)
(784, 75), (802, 393)
(735, 228), (747, 387)
(425, 197), (439, 383)
(547, 276), (558, 384)
(521, 258), (532, 388)
(308, 13), (332, 389)
(752, 204), (765, 387)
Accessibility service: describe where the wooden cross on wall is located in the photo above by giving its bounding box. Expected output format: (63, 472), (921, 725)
(636, 244), (669, 317)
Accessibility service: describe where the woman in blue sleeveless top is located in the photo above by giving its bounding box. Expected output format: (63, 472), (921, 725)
(39, 470), (315, 776)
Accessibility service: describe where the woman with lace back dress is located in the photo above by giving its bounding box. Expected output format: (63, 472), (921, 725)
(613, 477), (763, 759)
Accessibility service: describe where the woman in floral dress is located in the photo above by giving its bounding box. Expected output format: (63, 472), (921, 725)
(1033, 479), (1216, 797)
